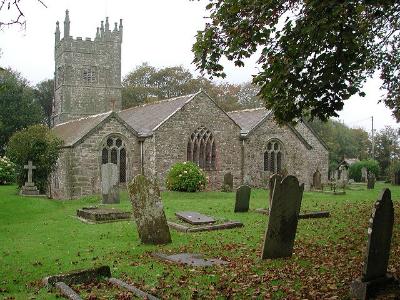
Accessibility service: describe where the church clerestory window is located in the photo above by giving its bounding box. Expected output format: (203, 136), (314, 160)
(187, 126), (216, 170)
(101, 136), (127, 183)
(264, 140), (284, 173)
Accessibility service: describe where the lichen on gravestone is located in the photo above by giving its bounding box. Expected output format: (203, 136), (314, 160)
(128, 175), (171, 245)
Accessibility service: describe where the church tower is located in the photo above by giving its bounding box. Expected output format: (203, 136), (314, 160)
(52, 10), (123, 126)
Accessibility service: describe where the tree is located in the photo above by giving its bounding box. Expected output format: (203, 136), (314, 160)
(193, 1), (400, 124)
(0, 0), (47, 29)
(374, 126), (400, 176)
(6, 124), (62, 193)
(34, 79), (54, 127)
(0, 68), (44, 154)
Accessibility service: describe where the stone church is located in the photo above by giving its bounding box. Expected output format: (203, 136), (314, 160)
(50, 11), (329, 199)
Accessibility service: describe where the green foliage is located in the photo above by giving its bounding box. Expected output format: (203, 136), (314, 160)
(34, 79), (54, 127)
(374, 126), (400, 176)
(6, 124), (63, 193)
(122, 63), (262, 112)
(0, 156), (15, 184)
(0, 68), (44, 154)
(349, 160), (379, 182)
(309, 119), (370, 169)
(166, 161), (207, 192)
(193, 1), (400, 123)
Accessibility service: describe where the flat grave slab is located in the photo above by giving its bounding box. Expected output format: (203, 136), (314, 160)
(153, 252), (227, 267)
(255, 209), (330, 219)
(168, 220), (243, 233)
(76, 206), (131, 224)
(43, 266), (159, 300)
(175, 211), (216, 225)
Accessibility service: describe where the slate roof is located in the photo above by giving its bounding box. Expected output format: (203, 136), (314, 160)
(228, 108), (270, 133)
(117, 93), (196, 135)
(52, 112), (112, 147)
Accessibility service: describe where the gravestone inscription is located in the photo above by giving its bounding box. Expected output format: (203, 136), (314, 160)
(350, 189), (399, 299)
(261, 175), (304, 259)
(101, 163), (119, 204)
(234, 185), (251, 212)
(128, 175), (171, 245)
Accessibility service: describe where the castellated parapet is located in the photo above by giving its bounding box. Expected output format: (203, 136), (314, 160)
(52, 10), (123, 126)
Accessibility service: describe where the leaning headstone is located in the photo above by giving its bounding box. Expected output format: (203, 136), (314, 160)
(128, 175), (171, 245)
(367, 172), (376, 189)
(268, 174), (282, 213)
(20, 160), (40, 195)
(350, 189), (399, 299)
(101, 163), (119, 204)
(261, 175), (304, 259)
(223, 172), (233, 192)
(234, 185), (251, 212)
(361, 167), (368, 183)
(312, 169), (322, 190)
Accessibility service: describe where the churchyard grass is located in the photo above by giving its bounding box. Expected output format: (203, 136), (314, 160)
(0, 183), (399, 299)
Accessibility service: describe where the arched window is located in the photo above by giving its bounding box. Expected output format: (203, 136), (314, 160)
(187, 126), (216, 170)
(263, 140), (284, 173)
(101, 136), (127, 183)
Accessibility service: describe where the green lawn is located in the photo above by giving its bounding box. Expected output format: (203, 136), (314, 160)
(0, 183), (399, 299)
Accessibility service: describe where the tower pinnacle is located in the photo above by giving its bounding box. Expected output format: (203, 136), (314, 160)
(64, 10), (70, 39)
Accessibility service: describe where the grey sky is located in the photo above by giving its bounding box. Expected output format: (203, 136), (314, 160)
(0, 0), (398, 131)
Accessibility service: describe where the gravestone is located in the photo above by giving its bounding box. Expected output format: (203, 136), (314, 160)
(101, 163), (119, 204)
(367, 172), (376, 189)
(361, 167), (368, 183)
(223, 172), (233, 192)
(350, 189), (399, 299)
(394, 170), (400, 185)
(312, 169), (322, 190)
(261, 175), (304, 259)
(175, 211), (215, 225)
(268, 174), (282, 213)
(20, 160), (40, 195)
(128, 175), (171, 245)
(243, 174), (252, 186)
(234, 185), (251, 212)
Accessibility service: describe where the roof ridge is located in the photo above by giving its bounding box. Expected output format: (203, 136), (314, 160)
(53, 111), (112, 127)
(119, 93), (197, 113)
(228, 107), (267, 113)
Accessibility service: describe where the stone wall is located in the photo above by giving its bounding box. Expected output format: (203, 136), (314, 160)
(50, 117), (139, 199)
(243, 117), (329, 190)
(152, 93), (242, 190)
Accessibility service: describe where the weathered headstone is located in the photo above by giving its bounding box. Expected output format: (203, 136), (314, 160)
(223, 172), (233, 192)
(20, 160), (40, 195)
(367, 172), (376, 190)
(128, 175), (171, 245)
(261, 175), (304, 259)
(101, 163), (119, 204)
(175, 211), (215, 225)
(350, 189), (399, 299)
(268, 174), (282, 213)
(361, 167), (368, 183)
(243, 174), (252, 186)
(234, 185), (251, 212)
(312, 169), (322, 190)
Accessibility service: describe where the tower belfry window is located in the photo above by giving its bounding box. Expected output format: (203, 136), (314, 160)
(83, 66), (97, 84)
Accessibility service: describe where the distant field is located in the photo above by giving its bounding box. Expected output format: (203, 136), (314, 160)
(0, 183), (399, 299)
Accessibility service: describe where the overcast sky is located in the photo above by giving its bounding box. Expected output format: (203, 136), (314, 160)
(0, 0), (398, 131)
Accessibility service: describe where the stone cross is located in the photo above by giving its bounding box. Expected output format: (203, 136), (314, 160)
(262, 175), (304, 259)
(234, 185), (251, 212)
(24, 160), (36, 186)
(128, 175), (171, 245)
(350, 189), (398, 299)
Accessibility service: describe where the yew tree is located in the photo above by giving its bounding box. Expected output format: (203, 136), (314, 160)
(192, 1), (400, 124)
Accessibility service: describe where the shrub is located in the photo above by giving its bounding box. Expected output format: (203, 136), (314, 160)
(166, 161), (207, 192)
(0, 156), (16, 184)
(349, 159), (379, 182)
(6, 124), (63, 193)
